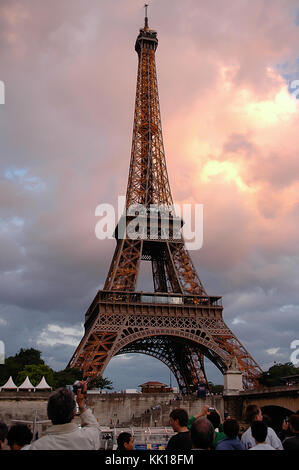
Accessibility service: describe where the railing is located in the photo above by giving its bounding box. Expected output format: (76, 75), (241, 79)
(97, 291), (222, 307)
(84, 291), (222, 329)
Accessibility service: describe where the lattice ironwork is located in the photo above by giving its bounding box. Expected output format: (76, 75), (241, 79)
(68, 13), (262, 392)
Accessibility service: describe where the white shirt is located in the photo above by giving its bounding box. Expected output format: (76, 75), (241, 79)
(30, 409), (101, 450)
(20, 444), (32, 450)
(249, 443), (276, 450)
(241, 426), (283, 450)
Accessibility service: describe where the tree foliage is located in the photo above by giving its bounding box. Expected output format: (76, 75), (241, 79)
(52, 368), (83, 389)
(208, 382), (224, 394)
(16, 364), (54, 387)
(88, 376), (113, 390)
(0, 348), (44, 384)
(0, 348), (113, 391)
(258, 362), (299, 387)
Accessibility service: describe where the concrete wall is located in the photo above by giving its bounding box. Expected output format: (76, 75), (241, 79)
(0, 392), (50, 436)
(0, 392), (49, 425)
(87, 393), (224, 426)
(0, 391), (224, 428)
(1, 387), (297, 434)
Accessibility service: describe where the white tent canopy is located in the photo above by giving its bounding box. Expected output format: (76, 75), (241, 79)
(1, 376), (17, 390)
(18, 376), (35, 390)
(35, 376), (51, 390)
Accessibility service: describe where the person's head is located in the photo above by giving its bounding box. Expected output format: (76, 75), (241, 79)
(262, 414), (272, 427)
(245, 404), (262, 424)
(117, 432), (134, 451)
(7, 424), (33, 450)
(0, 422), (8, 450)
(207, 410), (220, 430)
(223, 419), (239, 439)
(251, 420), (267, 444)
(47, 388), (76, 425)
(190, 417), (214, 450)
(289, 414), (299, 434)
(169, 408), (188, 431)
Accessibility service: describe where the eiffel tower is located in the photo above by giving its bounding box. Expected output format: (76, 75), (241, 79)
(68, 9), (262, 392)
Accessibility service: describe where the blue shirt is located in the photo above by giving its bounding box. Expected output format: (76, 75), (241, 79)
(216, 437), (245, 450)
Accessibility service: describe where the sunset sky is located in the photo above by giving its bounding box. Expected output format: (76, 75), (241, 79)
(0, 0), (299, 389)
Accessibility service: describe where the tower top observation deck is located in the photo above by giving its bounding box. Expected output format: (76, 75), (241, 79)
(135, 4), (158, 54)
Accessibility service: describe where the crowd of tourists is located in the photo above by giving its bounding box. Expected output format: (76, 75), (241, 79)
(0, 382), (298, 451)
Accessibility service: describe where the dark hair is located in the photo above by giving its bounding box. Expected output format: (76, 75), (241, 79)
(223, 419), (239, 439)
(245, 404), (260, 424)
(7, 424), (33, 448)
(117, 432), (132, 451)
(0, 422), (8, 442)
(190, 418), (214, 450)
(47, 388), (76, 425)
(207, 410), (220, 429)
(289, 414), (299, 432)
(251, 420), (267, 443)
(170, 408), (188, 427)
(262, 414), (272, 427)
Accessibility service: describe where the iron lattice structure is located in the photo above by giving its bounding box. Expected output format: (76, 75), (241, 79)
(68, 14), (262, 392)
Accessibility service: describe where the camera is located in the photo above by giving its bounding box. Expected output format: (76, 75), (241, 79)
(208, 407), (215, 412)
(73, 380), (86, 395)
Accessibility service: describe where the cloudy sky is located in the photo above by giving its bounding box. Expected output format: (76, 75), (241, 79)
(0, 0), (299, 390)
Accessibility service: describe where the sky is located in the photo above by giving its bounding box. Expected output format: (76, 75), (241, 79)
(0, 0), (299, 390)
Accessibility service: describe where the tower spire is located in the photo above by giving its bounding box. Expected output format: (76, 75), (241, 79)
(144, 4), (149, 29)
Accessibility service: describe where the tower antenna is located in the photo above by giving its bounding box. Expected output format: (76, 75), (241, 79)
(144, 3), (149, 29)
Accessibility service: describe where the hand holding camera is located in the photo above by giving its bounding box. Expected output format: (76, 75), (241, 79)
(73, 380), (88, 413)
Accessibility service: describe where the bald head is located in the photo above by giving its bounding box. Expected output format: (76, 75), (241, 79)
(190, 418), (214, 450)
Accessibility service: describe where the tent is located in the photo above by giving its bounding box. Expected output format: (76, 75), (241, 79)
(18, 376), (35, 390)
(35, 376), (51, 390)
(1, 376), (17, 391)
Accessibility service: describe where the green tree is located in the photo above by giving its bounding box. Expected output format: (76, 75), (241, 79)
(16, 364), (54, 387)
(88, 376), (113, 391)
(258, 362), (299, 387)
(208, 382), (224, 394)
(0, 348), (44, 385)
(15, 348), (44, 367)
(52, 368), (83, 389)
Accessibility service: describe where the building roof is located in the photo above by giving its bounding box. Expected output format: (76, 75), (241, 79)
(35, 376), (51, 389)
(1, 376), (17, 389)
(18, 376), (35, 389)
(139, 381), (168, 387)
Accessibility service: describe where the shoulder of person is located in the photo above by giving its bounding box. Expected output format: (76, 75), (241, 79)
(241, 427), (251, 439)
(267, 427), (278, 435)
(30, 437), (47, 450)
(267, 427), (282, 443)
